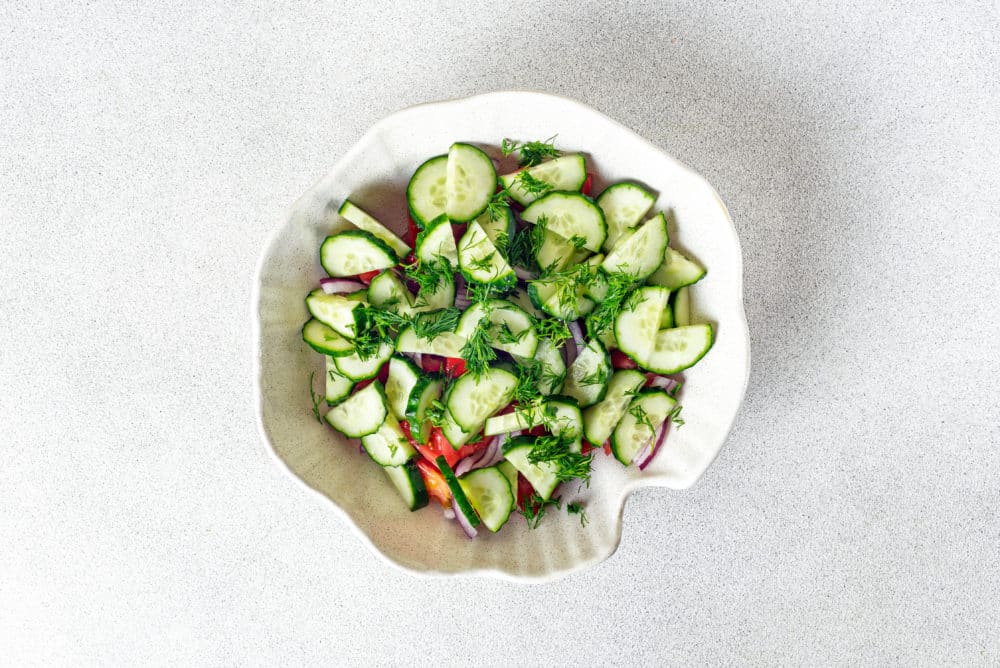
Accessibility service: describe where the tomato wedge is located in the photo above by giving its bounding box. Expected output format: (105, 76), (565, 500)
(416, 458), (451, 507)
(405, 218), (420, 247)
(357, 270), (381, 285)
(581, 173), (593, 196)
(444, 357), (467, 377)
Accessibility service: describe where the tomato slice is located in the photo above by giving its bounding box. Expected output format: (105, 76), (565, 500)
(416, 458), (451, 507)
(421, 355), (444, 374)
(353, 378), (374, 392)
(581, 173), (593, 196)
(444, 357), (467, 377)
(357, 270), (381, 285)
(610, 350), (638, 369)
(405, 218), (420, 247)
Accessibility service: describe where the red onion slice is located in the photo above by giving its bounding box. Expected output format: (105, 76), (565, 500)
(514, 267), (538, 281)
(563, 320), (585, 366)
(454, 435), (505, 477)
(454, 504), (478, 539)
(320, 278), (366, 294)
(647, 375), (680, 395)
(403, 352), (423, 367)
(443, 507), (456, 520)
(635, 418), (670, 470)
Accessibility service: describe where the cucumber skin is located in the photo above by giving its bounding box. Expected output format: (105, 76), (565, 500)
(407, 154), (449, 227)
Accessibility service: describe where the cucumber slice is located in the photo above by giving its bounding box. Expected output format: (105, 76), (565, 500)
(533, 229), (578, 274)
(382, 460), (429, 511)
(305, 288), (365, 338)
(484, 408), (540, 436)
(334, 340), (393, 381)
(324, 381), (387, 438)
(445, 143), (497, 222)
(647, 247), (707, 290)
(601, 212), (668, 280)
(497, 460), (518, 493)
(596, 182), (656, 252)
(672, 287), (691, 327)
(527, 277), (595, 321)
(367, 270), (415, 316)
(338, 199), (411, 258)
(582, 369), (646, 446)
(446, 366), (518, 431)
(642, 324), (715, 374)
(407, 154), (449, 227)
(476, 205), (515, 251)
(396, 326), (465, 357)
(436, 456), (481, 528)
(521, 191), (606, 252)
(385, 355), (422, 420)
(457, 221), (516, 287)
(614, 286), (670, 366)
(361, 413), (415, 466)
(454, 299), (538, 359)
(440, 410), (477, 449)
(659, 300), (675, 329)
(543, 397), (584, 452)
(561, 338), (612, 408)
(611, 389), (677, 466)
(415, 214), (459, 269)
(320, 230), (398, 277)
(500, 154), (588, 206)
(508, 286), (544, 318)
(325, 357), (354, 406)
(502, 437), (560, 501)
(404, 376), (443, 444)
(582, 255), (608, 301)
(458, 466), (515, 532)
(533, 337), (566, 395)
(413, 273), (456, 312)
(302, 319), (354, 357)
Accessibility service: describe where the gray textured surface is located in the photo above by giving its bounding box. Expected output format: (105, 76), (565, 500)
(2, 1), (999, 664)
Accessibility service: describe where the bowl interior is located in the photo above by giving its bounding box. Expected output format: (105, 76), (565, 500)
(254, 92), (749, 580)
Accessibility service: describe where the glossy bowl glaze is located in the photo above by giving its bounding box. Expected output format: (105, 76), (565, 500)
(253, 91), (750, 581)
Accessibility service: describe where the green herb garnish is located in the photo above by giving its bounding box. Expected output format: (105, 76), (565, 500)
(521, 492), (561, 529)
(412, 307), (461, 340)
(528, 433), (594, 484)
(309, 371), (324, 423)
(566, 502), (589, 527)
(502, 136), (560, 167)
(517, 170), (554, 196)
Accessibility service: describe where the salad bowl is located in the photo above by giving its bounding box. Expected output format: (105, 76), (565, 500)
(253, 91), (750, 581)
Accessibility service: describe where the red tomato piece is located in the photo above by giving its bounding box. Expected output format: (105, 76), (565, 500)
(353, 378), (374, 392)
(357, 270), (381, 285)
(581, 173), (593, 196)
(444, 357), (467, 377)
(603, 441), (612, 456)
(416, 458), (452, 507)
(610, 350), (638, 369)
(406, 218), (421, 247)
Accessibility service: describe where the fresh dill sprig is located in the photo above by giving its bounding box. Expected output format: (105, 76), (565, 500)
(540, 364), (567, 394)
(352, 305), (409, 360)
(566, 502), (589, 527)
(528, 433), (594, 484)
(460, 320), (496, 376)
(412, 307), (461, 340)
(486, 187), (513, 221)
(425, 398), (449, 428)
(405, 256), (453, 297)
(586, 272), (639, 336)
(468, 251), (497, 273)
(308, 372), (324, 423)
(517, 171), (553, 196)
(521, 492), (561, 529)
(569, 234), (587, 249)
(502, 136), (560, 167)
(580, 365), (609, 387)
(534, 318), (571, 346)
(628, 404), (655, 435)
(465, 280), (499, 304)
(497, 322), (528, 345)
(513, 360), (544, 404)
(669, 404), (685, 429)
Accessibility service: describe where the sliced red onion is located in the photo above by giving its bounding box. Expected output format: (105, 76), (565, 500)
(454, 435), (505, 476)
(454, 504), (478, 538)
(569, 320), (586, 349)
(509, 430), (522, 439)
(454, 294), (472, 309)
(320, 278), (366, 294)
(443, 507), (456, 520)
(403, 351), (423, 367)
(635, 418), (670, 470)
(647, 375), (680, 395)
(514, 267), (538, 281)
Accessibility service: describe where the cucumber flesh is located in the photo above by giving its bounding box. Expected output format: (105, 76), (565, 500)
(642, 324), (715, 375)
(324, 381), (387, 438)
(596, 182), (656, 252)
(502, 439), (560, 501)
(334, 341), (393, 381)
(302, 319), (354, 357)
(385, 355), (422, 420)
(407, 154), (449, 226)
(457, 221), (516, 286)
(521, 191), (606, 252)
(367, 270), (415, 316)
(320, 230), (398, 277)
(672, 287), (691, 327)
(383, 461), (429, 511)
(325, 357), (354, 406)
(647, 247), (707, 290)
(454, 299), (538, 359)
(338, 199), (411, 258)
(446, 366), (518, 431)
(445, 143), (497, 222)
(582, 369), (646, 446)
(614, 286), (670, 366)
(601, 213), (668, 280)
(436, 456), (481, 527)
(396, 326), (465, 357)
(305, 288), (364, 338)
(361, 413), (416, 466)
(415, 214), (459, 269)
(500, 154), (587, 206)
(611, 390), (677, 466)
(561, 338), (612, 408)
(458, 466), (515, 532)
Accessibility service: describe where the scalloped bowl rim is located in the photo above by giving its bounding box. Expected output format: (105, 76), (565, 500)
(252, 91), (750, 582)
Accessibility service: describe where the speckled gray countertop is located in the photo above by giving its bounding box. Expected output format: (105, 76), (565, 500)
(2, 2), (999, 664)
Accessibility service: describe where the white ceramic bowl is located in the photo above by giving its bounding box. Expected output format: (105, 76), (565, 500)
(253, 91), (750, 581)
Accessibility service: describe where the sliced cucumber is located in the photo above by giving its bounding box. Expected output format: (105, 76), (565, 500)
(533, 229), (579, 274)
(596, 182), (656, 252)
(543, 397), (584, 453)
(476, 205), (515, 252)
(454, 299), (538, 359)
(533, 337), (566, 395)
(338, 199), (411, 258)
(502, 437), (560, 501)
(445, 142), (497, 222)
(305, 288), (365, 338)
(642, 324), (715, 374)
(404, 376), (443, 444)
(413, 273), (456, 311)
(508, 286), (544, 318)
(600, 212), (668, 280)
(582, 369), (646, 446)
(320, 230), (398, 277)
(611, 389), (677, 466)
(367, 270), (415, 316)
(659, 300), (674, 329)
(521, 191), (606, 252)
(457, 220), (516, 287)
(396, 326), (465, 358)
(497, 460), (518, 493)
(458, 466), (515, 532)
(334, 340), (393, 381)
(361, 413), (415, 466)
(435, 456), (481, 527)
(500, 154), (587, 206)
(325, 357), (354, 406)
(647, 247), (707, 290)
(582, 255), (608, 301)
(527, 276), (595, 321)
(302, 319), (354, 357)
(324, 381), (387, 438)
(561, 338), (612, 408)
(672, 287), (691, 327)
(614, 286), (670, 366)
(441, 409), (477, 449)
(484, 408), (540, 436)
(415, 214), (459, 269)
(383, 460), (429, 511)
(446, 365), (518, 431)
(406, 154), (448, 227)
(385, 355), (422, 420)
